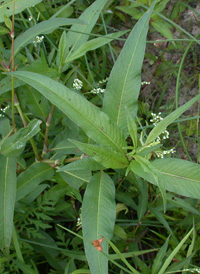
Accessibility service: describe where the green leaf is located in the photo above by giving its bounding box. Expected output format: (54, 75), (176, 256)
(103, 1), (156, 134)
(0, 25), (9, 35)
(152, 20), (174, 41)
(16, 162), (54, 201)
(32, 232), (64, 273)
(155, 0), (170, 13)
(0, 119), (42, 157)
(58, 157), (105, 171)
(52, 139), (77, 155)
(157, 228), (193, 274)
(15, 260), (37, 274)
(148, 203), (172, 234)
(104, 236), (140, 274)
(10, 71), (127, 155)
(24, 87), (50, 119)
(82, 172), (116, 274)
(151, 236), (170, 274)
(166, 254), (195, 273)
(116, 191), (137, 211)
(71, 270), (90, 274)
(145, 94), (200, 145)
(70, 140), (129, 169)
(0, 155), (16, 248)
(135, 177), (148, 221)
(58, 31), (68, 67)
(126, 108), (138, 149)
(116, 5), (143, 20)
(153, 158), (200, 199)
(166, 193), (200, 217)
(132, 155), (166, 210)
(133, 154), (160, 176)
(4, 16), (12, 31)
(22, 184), (49, 203)
(0, 118), (12, 137)
(131, 158), (200, 199)
(14, 18), (87, 56)
(64, 31), (128, 64)
(63, 0), (108, 64)
(58, 169), (91, 189)
(0, 0), (42, 23)
(113, 224), (127, 240)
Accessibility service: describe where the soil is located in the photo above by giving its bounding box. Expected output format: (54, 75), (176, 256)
(140, 1), (200, 162)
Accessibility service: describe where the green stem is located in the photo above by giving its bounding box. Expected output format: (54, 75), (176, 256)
(42, 104), (55, 157)
(11, 0), (16, 132)
(30, 138), (42, 161)
(11, 76), (16, 131)
(14, 94), (27, 127)
(64, 156), (81, 163)
(14, 94), (41, 161)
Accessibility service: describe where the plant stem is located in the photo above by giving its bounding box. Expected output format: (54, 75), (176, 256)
(14, 94), (41, 161)
(14, 94), (27, 127)
(64, 157), (81, 163)
(11, 0), (16, 132)
(42, 104), (55, 157)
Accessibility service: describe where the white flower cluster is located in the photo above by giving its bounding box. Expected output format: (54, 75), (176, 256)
(33, 35), (44, 44)
(150, 112), (163, 124)
(28, 16), (33, 21)
(98, 77), (109, 84)
(181, 269), (200, 274)
(150, 112), (175, 158)
(91, 88), (105, 94)
(141, 81), (150, 85)
(0, 105), (9, 117)
(73, 79), (83, 90)
(150, 112), (169, 142)
(90, 77), (108, 94)
(155, 148), (176, 159)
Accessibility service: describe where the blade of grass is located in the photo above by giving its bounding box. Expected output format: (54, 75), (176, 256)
(157, 228), (193, 274)
(104, 236), (140, 274)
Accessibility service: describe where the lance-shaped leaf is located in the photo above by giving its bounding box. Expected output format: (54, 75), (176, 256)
(145, 94), (200, 145)
(82, 172), (116, 274)
(130, 158), (200, 199)
(64, 0), (108, 61)
(132, 155), (167, 211)
(58, 169), (91, 190)
(103, 1), (156, 134)
(10, 71), (127, 154)
(70, 139), (129, 169)
(16, 162), (54, 201)
(64, 30), (128, 64)
(14, 18), (86, 56)
(0, 0), (42, 23)
(0, 119), (42, 157)
(0, 155), (16, 248)
(58, 157), (105, 171)
(126, 108), (138, 149)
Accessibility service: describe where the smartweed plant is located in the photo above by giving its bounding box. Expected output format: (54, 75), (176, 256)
(0, 0), (200, 273)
